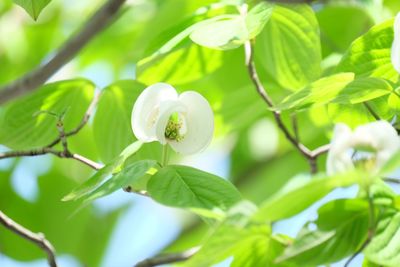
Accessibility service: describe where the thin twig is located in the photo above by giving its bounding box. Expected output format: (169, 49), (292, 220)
(70, 153), (103, 170)
(47, 90), (102, 148)
(56, 119), (69, 156)
(363, 102), (381, 121)
(291, 113), (299, 142)
(0, 93), (103, 171)
(0, 0), (126, 105)
(243, 41), (329, 173)
(134, 247), (199, 267)
(383, 177), (400, 184)
(0, 210), (57, 267)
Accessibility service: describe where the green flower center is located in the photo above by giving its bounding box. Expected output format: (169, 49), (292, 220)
(352, 146), (377, 171)
(165, 112), (185, 142)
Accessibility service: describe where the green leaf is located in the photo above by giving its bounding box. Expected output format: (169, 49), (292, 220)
(277, 74), (393, 111)
(378, 151), (400, 176)
(246, 2), (274, 39)
(276, 73), (354, 110)
(252, 172), (362, 222)
(147, 165), (242, 210)
(276, 199), (369, 265)
(185, 224), (285, 267)
(336, 18), (399, 83)
(62, 141), (143, 201)
(81, 160), (157, 202)
(0, 79), (94, 149)
(189, 3), (273, 50)
(255, 4), (321, 90)
(93, 80), (158, 163)
(365, 211), (400, 266)
(137, 43), (224, 85)
(316, 5), (374, 57)
(13, 0), (51, 20)
(189, 16), (248, 50)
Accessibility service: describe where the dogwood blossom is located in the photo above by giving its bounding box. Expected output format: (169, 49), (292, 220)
(391, 13), (400, 73)
(326, 121), (400, 175)
(131, 83), (214, 155)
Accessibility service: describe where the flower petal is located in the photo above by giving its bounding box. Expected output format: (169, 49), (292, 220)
(154, 100), (187, 145)
(131, 83), (178, 142)
(353, 121), (400, 169)
(326, 123), (354, 175)
(391, 13), (400, 74)
(168, 91), (214, 155)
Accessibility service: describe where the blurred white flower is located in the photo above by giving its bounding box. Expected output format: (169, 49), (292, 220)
(327, 121), (400, 175)
(391, 12), (400, 73)
(131, 83), (214, 155)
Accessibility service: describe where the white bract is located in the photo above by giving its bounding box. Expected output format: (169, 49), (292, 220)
(391, 12), (400, 73)
(131, 83), (214, 155)
(327, 121), (400, 175)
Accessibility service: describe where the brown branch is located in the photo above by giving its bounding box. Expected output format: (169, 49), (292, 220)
(0, 0), (126, 105)
(243, 41), (329, 173)
(363, 102), (381, 121)
(134, 247), (199, 267)
(0, 210), (57, 267)
(383, 177), (400, 184)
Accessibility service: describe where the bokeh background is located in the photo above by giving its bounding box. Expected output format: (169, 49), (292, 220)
(1, 0), (400, 266)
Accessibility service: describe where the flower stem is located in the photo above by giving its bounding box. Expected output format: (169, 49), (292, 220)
(162, 145), (170, 167)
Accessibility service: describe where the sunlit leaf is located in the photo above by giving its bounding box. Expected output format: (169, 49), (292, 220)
(255, 4), (321, 90)
(336, 18), (398, 83)
(365, 211), (400, 266)
(81, 160), (157, 202)
(0, 79), (94, 149)
(62, 141), (143, 201)
(252, 172), (362, 222)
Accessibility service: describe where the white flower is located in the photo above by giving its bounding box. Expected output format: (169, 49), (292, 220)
(391, 12), (400, 73)
(327, 121), (400, 175)
(131, 83), (214, 155)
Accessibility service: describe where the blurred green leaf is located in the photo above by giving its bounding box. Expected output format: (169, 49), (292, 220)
(252, 172), (362, 222)
(137, 43), (224, 85)
(0, 79), (94, 149)
(186, 224), (285, 267)
(278, 75), (394, 111)
(189, 3), (273, 50)
(277, 73), (354, 110)
(0, 169), (122, 266)
(13, 0), (51, 20)
(62, 141), (143, 201)
(148, 165), (242, 210)
(316, 5), (374, 57)
(190, 16), (248, 50)
(365, 211), (400, 266)
(336, 18), (398, 83)
(276, 199), (369, 265)
(255, 4), (321, 90)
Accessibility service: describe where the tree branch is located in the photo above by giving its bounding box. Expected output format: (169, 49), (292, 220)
(0, 0), (126, 105)
(0, 210), (57, 267)
(134, 247), (199, 267)
(0, 92), (103, 171)
(243, 41), (329, 173)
